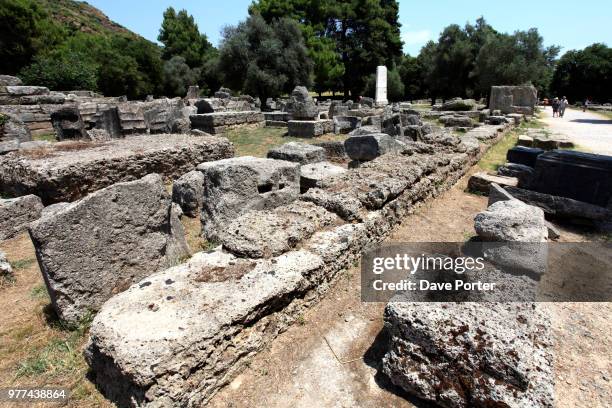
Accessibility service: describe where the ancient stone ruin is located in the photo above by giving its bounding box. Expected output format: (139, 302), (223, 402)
(489, 85), (538, 115)
(2, 70), (572, 407)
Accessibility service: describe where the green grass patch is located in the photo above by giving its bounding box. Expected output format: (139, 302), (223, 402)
(30, 284), (50, 300)
(11, 258), (36, 271)
(477, 131), (519, 173)
(32, 133), (57, 143)
(15, 312), (93, 379)
(225, 126), (347, 157)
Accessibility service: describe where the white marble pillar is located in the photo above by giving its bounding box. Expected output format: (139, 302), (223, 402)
(375, 65), (388, 106)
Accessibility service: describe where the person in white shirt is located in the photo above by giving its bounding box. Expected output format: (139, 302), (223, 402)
(559, 96), (569, 117)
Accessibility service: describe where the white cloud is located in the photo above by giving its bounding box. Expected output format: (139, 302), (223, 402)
(402, 29), (432, 46)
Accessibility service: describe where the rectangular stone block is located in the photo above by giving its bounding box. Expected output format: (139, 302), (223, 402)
(0, 134), (234, 204)
(287, 120), (333, 137)
(29, 174), (189, 323)
(198, 156), (300, 241)
(190, 111), (265, 134)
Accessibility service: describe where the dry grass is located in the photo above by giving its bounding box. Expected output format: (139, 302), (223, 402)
(225, 126), (348, 157)
(0, 233), (112, 407)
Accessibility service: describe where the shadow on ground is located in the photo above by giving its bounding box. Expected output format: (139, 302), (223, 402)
(363, 328), (437, 408)
(569, 119), (612, 125)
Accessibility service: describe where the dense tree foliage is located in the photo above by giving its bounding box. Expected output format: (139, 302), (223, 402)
(551, 43), (612, 103)
(251, 0), (403, 97)
(0, 0), (64, 74)
(472, 29), (559, 97)
(217, 15), (312, 107)
(2, 1), (608, 104)
(1, 0), (164, 99)
(19, 50), (98, 91)
(158, 7), (218, 96)
(404, 17), (559, 102)
(158, 7), (214, 68)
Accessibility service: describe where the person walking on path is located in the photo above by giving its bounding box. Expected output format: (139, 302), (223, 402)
(583, 98), (591, 112)
(559, 96), (569, 117)
(552, 97), (560, 118)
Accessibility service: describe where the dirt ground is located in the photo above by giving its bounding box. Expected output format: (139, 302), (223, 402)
(208, 168), (612, 408)
(0, 130), (610, 407)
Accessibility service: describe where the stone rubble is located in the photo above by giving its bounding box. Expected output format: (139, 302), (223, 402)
(0, 250), (12, 277)
(83, 121), (512, 406)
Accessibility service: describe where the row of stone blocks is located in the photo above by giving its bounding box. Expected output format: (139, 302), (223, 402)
(3, 124), (510, 405)
(190, 111), (265, 134)
(77, 126), (510, 406)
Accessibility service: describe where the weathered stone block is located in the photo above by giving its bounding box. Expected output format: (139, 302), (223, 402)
(0, 134), (234, 204)
(287, 120), (333, 137)
(489, 85), (537, 115)
(300, 161), (347, 192)
(383, 302), (553, 408)
(198, 157), (300, 241)
(0, 75), (22, 86)
(190, 111), (264, 134)
(468, 172), (518, 194)
(51, 106), (86, 140)
(0, 194), (43, 241)
(286, 86), (318, 119)
(84, 249), (325, 407)
(172, 170), (205, 217)
(474, 199), (547, 242)
(344, 133), (405, 161)
(219, 201), (339, 258)
(267, 142), (326, 164)
(29, 174), (190, 323)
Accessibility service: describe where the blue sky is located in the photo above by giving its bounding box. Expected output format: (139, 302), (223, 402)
(87, 0), (612, 56)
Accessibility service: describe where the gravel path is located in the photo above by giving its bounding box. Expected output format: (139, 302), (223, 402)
(541, 107), (612, 155)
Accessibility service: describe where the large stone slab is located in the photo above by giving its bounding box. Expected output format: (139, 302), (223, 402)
(0, 194), (43, 241)
(267, 142), (326, 164)
(505, 186), (612, 221)
(29, 174), (190, 323)
(344, 133), (405, 161)
(489, 85), (538, 115)
(219, 201), (340, 258)
(287, 120), (333, 137)
(530, 150), (612, 207)
(474, 199), (547, 242)
(383, 302), (553, 408)
(467, 172), (518, 194)
(198, 157), (300, 241)
(0, 134), (234, 204)
(84, 249), (325, 407)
